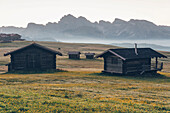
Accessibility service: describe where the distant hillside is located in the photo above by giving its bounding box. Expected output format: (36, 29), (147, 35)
(111, 43), (170, 52)
(1, 14), (170, 41)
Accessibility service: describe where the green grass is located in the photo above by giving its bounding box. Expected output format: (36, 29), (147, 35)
(0, 71), (169, 112)
(0, 41), (170, 112)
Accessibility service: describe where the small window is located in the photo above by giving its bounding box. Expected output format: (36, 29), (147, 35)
(111, 57), (118, 64)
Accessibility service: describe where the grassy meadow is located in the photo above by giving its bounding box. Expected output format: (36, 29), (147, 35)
(0, 41), (170, 112)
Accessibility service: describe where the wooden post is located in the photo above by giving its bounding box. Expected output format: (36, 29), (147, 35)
(104, 57), (107, 71)
(54, 54), (56, 69)
(160, 62), (163, 70)
(156, 57), (158, 69)
(122, 60), (126, 74)
(11, 55), (13, 71)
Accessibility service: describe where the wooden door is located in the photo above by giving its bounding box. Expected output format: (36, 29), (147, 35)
(26, 54), (40, 70)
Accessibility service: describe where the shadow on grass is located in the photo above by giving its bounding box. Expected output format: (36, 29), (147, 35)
(89, 71), (170, 81)
(3, 69), (67, 74)
(60, 58), (103, 62)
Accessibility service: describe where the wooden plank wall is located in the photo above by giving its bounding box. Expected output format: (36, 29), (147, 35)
(105, 56), (123, 73)
(124, 58), (151, 73)
(11, 46), (56, 71)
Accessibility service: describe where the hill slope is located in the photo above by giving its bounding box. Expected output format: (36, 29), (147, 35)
(0, 41), (169, 112)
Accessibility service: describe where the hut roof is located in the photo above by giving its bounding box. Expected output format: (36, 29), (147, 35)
(96, 48), (167, 60)
(68, 51), (81, 55)
(4, 43), (62, 56)
(85, 53), (95, 56)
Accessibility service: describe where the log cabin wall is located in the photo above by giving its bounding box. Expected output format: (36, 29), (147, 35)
(96, 48), (167, 74)
(86, 55), (94, 59)
(11, 46), (56, 71)
(124, 58), (151, 73)
(69, 54), (80, 59)
(104, 55), (123, 73)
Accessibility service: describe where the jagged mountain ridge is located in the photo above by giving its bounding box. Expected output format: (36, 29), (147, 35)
(0, 14), (170, 41)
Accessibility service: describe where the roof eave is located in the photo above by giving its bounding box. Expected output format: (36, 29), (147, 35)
(96, 50), (126, 60)
(108, 50), (126, 60)
(4, 53), (9, 56)
(56, 52), (62, 56)
(162, 55), (168, 58)
(96, 50), (109, 58)
(4, 43), (63, 56)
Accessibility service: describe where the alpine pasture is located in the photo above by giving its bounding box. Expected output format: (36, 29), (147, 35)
(0, 41), (169, 112)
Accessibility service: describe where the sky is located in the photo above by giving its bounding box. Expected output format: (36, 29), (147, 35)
(0, 0), (170, 27)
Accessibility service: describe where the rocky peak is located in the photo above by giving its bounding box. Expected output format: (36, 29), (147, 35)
(128, 19), (157, 27)
(78, 16), (88, 21)
(58, 14), (77, 24)
(98, 20), (112, 28)
(26, 23), (45, 29)
(113, 18), (128, 25)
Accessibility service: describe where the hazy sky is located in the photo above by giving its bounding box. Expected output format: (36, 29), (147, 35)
(0, 0), (170, 27)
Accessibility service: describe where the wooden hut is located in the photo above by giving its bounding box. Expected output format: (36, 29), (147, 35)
(85, 53), (95, 59)
(68, 51), (81, 59)
(96, 47), (167, 74)
(4, 43), (62, 71)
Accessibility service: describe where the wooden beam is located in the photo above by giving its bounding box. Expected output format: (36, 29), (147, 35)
(156, 57), (158, 69)
(108, 50), (126, 60)
(104, 57), (107, 71)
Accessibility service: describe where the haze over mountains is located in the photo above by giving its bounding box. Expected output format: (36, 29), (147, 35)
(1, 14), (170, 42)
(111, 43), (170, 52)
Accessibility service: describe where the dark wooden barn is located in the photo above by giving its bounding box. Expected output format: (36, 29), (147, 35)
(68, 51), (81, 59)
(4, 43), (62, 71)
(96, 47), (167, 74)
(85, 53), (95, 59)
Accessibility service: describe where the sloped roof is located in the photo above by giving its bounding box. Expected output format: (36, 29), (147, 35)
(4, 43), (62, 56)
(68, 51), (81, 55)
(96, 48), (167, 60)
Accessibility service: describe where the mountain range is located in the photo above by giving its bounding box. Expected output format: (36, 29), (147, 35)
(1, 14), (170, 41)
(111, 43), (170, 52)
